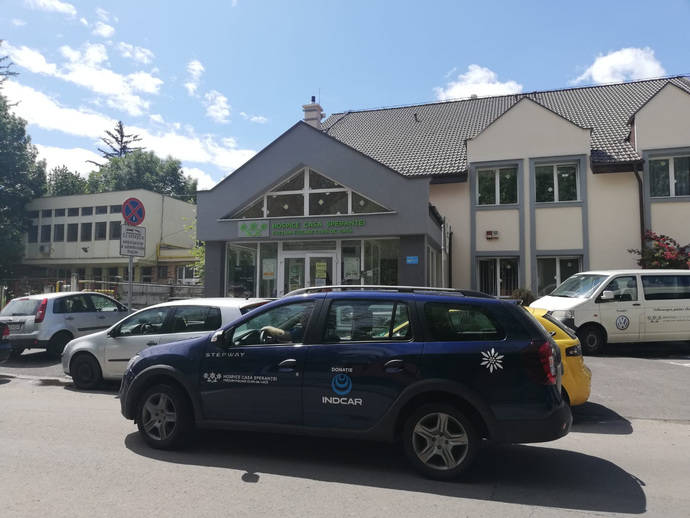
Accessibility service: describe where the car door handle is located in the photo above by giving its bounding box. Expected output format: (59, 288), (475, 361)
(65, 317), (74, 321)
(98, 316), (106, 319)
(384, 359), (405, 372)
(146, 341), (157, 346)
(632, 303), (641, 306)
(278, 358), (298, 371)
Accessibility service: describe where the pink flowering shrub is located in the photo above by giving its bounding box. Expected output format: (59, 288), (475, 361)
(628, 231), (690, 269)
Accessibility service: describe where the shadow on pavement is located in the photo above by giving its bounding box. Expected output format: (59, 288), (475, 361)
(125, 430), (646, 514)
(601, 341), (690, 359)
(571, 402), (633, 435)
(1, 350), (59, 368)
(63, 380), (120, 396)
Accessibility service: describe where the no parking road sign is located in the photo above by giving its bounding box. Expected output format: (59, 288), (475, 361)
(123, 197), (145, 226)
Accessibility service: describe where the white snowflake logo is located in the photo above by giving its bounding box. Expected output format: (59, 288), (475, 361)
(203, 372), (222, 383)
(480, 348), (504, 373)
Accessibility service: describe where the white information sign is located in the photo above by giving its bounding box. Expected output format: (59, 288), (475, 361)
(120, 226), (146, 257)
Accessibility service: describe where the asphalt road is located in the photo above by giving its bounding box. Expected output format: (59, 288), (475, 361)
(1, 342), (689, 518)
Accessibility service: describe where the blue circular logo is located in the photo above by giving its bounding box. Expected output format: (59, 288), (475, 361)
(331, 374), (352, 395)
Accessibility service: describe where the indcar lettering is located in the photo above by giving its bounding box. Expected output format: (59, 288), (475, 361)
(322, 396), (363, 406)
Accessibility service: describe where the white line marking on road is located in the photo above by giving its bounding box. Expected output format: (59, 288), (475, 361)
(664, 361), (690, 367)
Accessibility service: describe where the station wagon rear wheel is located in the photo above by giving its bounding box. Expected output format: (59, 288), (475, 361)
(403, 403), (478, 480)
(137, 383), (193, 449)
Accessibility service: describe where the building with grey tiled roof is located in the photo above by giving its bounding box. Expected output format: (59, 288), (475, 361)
(198, 76), (690, 312)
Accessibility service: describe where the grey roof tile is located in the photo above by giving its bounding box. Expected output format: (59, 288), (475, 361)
(322, 77), (690, 176)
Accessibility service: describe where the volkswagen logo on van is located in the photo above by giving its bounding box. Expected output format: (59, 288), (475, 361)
(331, 373), (353, 395)
(616, 315), (630, 330)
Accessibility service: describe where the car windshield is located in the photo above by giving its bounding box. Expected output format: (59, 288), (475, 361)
(550, 274), (608, 298)
(0, 298), (40, 316)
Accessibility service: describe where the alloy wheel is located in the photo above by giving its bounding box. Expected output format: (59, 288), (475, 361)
(141, 392), (178, 441)
(412, 412), (469, 470)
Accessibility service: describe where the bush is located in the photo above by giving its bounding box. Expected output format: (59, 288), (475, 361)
(512, 288), (536, 306)
(628, 231), (690, 269)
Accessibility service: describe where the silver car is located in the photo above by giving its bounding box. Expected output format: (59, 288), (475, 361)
(62, 297), (268, 389)
(0, 292), (128, 357)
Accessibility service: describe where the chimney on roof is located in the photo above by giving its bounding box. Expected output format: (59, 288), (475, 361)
(302, 95), (324, 130)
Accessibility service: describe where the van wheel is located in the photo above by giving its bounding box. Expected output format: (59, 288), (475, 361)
(70, 353), (103, 390)
(402, 403), (479, 480)
(577, 325), (605, 355)
(48, 332), (72, 358)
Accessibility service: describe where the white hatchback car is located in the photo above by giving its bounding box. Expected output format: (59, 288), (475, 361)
(62, 298), (268, 389)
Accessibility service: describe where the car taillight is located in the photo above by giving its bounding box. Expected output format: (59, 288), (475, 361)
(35, 298), (48, 323)
(1, 324), (8, 338)
(524, 340), (557, 385)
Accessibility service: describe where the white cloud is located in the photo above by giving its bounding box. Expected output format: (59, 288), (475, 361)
(184, 59), (204, 95)
(573, 47), (666, 84)
(204, 90), (230, 123)
(92, 21), (115, 38)
(79, 17), (88, 26)
(4, 42), (57, 75)
(24, 0), (76, 16)
(12, 19), (27, 26)
(184, 167), (216, 190)
(5, 81), (255, 174)
(434, 64), (523, 101)
(117, 42), (154, 64)
(3, 80), (114, 138)
(149, 114), (164, 124)
(128, 71), (163, 94)
(239, 112), (268, 124)
(95, 7), (110, 21)
(35, 144), (101, 177)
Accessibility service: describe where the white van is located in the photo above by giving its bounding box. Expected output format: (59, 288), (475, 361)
(530, 269), (690, 354)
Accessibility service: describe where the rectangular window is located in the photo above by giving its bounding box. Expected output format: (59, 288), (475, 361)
(324, 300), (411, 342)
(110, 204), (122, 214)
(40, 224), (51, 242)
(27, 210), (39, 219)
(67, 223), (78, 241)
(171, 306), (222, 333)
(55, 208), (66, 217)
(41, 209), (52, 218)
(92, 267), (102, 282)
(650, 157), (690, 197)
(478, 257), (519, 297)
(537, 257), (582, 296)
(68, 207), (79, 217)
(157, 265), (168, 281)
(603, 276), (638, 302)
(535, 163), (578, 202)
(109, 221), (121, 240)
(642, 275), (690, 300)
(141, 266), (153, 283)
(108, 267), (119, 282)
(266, 193), (304, 217)
(226, 243), (256, 295)
(81, 207), (93, 216)
(95, 205), (107, 214)
(53, 224), (65, 241)
(28, 225), (38, 243)
(95, 222), (107, 240)
(424, 302), (504, 341)
(477, 167), (518, 205)
(80, 222), (92, 241)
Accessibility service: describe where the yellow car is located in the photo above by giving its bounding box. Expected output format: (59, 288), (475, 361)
(526, 307), (591, 406)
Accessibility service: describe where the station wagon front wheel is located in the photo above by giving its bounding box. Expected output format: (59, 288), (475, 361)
(403, 403), (478, 480)
(136, 384), (193, 449)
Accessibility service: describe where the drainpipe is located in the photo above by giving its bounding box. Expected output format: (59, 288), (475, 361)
(441, 218), (446, 288)
(633, 163), (645, 251)
(448, 231), (453, 288)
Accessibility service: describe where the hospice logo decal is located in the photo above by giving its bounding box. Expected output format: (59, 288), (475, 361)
(331, 373), (353, 395)
(480, 348), (504, 373)
(615, 315), (630, 330)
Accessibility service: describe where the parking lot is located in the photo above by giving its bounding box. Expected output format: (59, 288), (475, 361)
(1, 343), (689, 518)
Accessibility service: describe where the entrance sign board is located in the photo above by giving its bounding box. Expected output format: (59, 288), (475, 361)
(120, 226), (146, 257)
(237, 218), (367, 238)
(123, 197), (146, 226)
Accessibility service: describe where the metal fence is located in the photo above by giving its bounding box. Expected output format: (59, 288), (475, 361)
(0, 279), (204, 310)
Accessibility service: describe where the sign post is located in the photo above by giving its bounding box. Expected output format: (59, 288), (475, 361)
(120, 197), (146, 311)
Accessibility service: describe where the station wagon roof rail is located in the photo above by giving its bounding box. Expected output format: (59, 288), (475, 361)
(285, 285), (492, 297)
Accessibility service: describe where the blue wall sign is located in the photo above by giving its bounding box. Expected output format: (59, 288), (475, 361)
(406, 256), (419, 265)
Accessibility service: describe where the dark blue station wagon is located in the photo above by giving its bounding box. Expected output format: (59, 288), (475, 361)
(120, 288), (571, 479)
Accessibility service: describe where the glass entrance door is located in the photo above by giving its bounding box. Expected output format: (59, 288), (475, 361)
(279, 252), (337, 296)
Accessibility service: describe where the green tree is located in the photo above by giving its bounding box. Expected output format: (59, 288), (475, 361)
(87, 120), (143, 166)
(184, 220), (204, 281)
(47, 165), (88, 196)
(87, 149), (197, 201)
(0, 94), (47, 277)
(0, 41), (18, 86)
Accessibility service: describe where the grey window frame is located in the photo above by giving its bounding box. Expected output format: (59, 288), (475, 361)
(649, 155), (690, 198)
(535, 163), (580, 203)
(94, 221), (107, 240)
(476, 167), (518, 206)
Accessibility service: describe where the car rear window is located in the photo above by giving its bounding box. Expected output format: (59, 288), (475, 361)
(170, 306), (222, 332)
(424, 302), (504, 342)
(642, 275), (690, 300)
(1, 298), (40, 316)
(324, 299), (412, 342)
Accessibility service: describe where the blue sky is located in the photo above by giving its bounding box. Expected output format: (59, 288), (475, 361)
(1, 0), (689, 189)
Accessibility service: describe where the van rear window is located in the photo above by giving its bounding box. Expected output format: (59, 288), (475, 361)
(642, 275), (690, 300)
(1, 299), (40, 316)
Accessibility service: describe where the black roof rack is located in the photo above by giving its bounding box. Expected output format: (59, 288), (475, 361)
(285, 285), (494, 298)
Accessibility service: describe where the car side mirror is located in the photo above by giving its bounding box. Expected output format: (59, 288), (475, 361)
(211, 328), (233, 347)
(599, 290), (615, 302)
(107, 326), (120, 338)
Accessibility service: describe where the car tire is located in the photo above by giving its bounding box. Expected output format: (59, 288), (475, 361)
(47, 332), (72, 358)
(402, 403), (479, 480)
(9, 347), (25, 359)
(70, 353), (103, 390)
(577, 325), (605, 355)
(137, 383), (193, 450)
